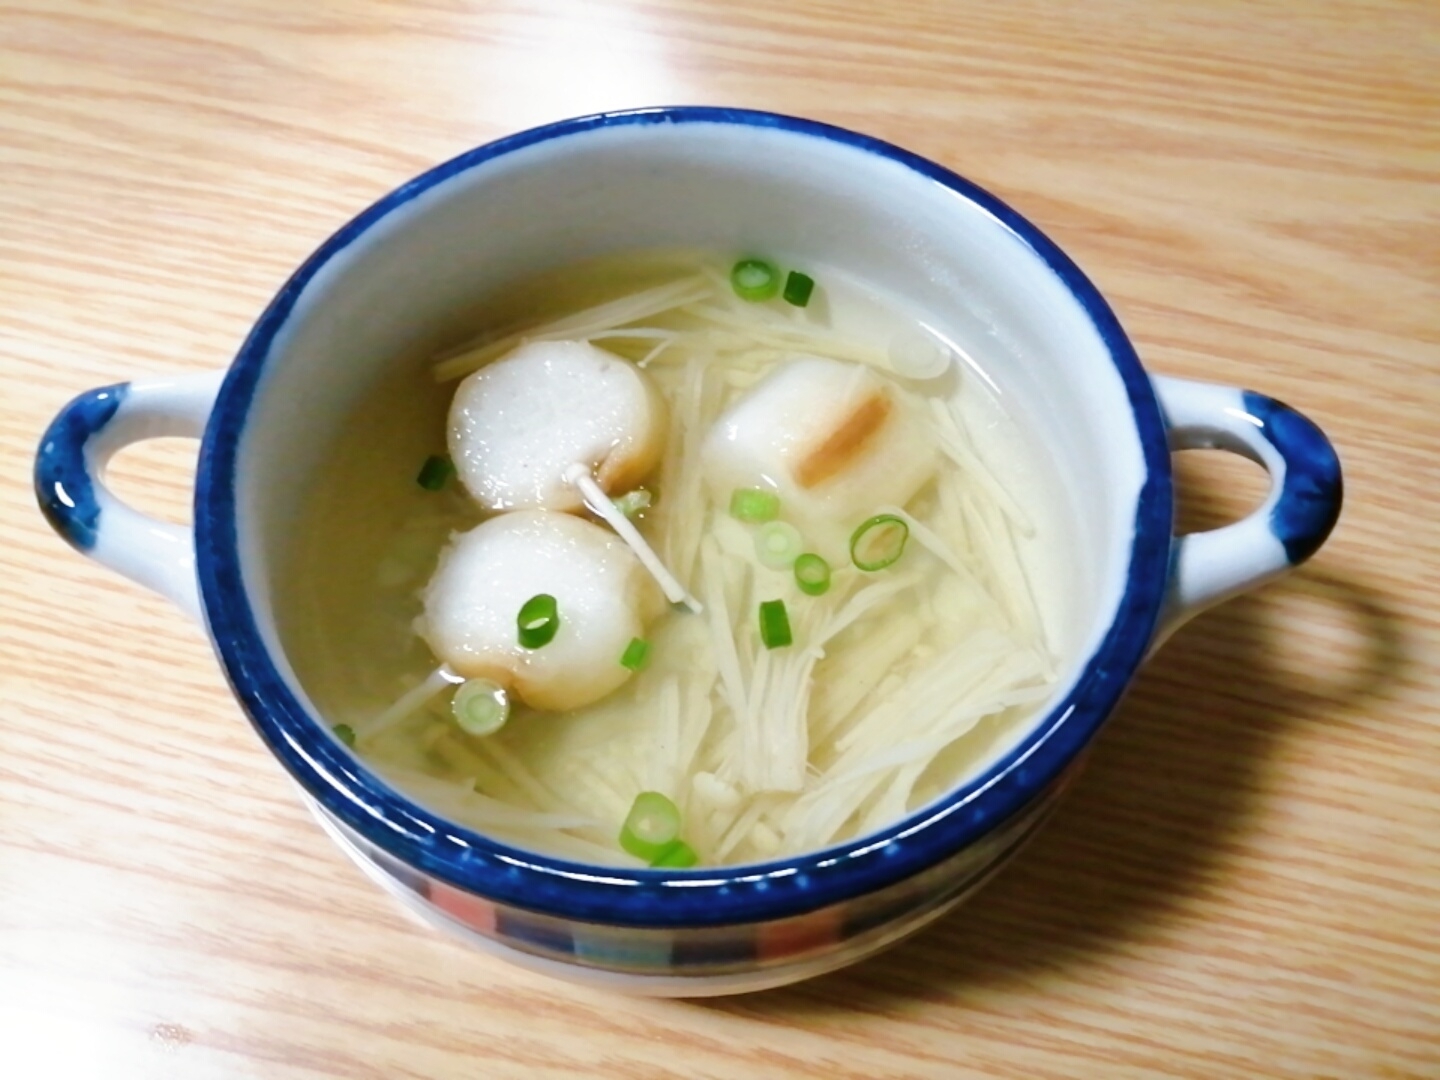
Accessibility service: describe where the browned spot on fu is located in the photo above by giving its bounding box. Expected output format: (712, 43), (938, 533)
(794, 391), (893, 488)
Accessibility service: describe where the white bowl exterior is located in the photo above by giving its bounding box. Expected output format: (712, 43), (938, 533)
(306, 775), (1067, 996)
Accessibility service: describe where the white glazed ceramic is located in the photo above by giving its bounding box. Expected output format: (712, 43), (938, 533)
(35, 108), (1342, 996)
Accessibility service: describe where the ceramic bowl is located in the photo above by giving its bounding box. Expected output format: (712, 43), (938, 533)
(35, 108), (1342, 995)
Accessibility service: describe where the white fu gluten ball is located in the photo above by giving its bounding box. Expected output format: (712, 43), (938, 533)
(419, 510), (663, 712)
(448, 340), (665, 513)
(702, 356), (939, 562)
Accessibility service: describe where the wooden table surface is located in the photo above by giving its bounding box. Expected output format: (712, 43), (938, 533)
(2, 2), (1436, 1077)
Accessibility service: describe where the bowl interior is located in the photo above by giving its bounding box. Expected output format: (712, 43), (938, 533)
(197, 108), (1169, 924)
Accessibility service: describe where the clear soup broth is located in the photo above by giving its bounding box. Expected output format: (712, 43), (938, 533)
(279, 250), (1073, 868)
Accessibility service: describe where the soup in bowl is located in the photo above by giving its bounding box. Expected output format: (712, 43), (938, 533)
(287, 245), (1076, 872)
(34, 108), (1342, 995)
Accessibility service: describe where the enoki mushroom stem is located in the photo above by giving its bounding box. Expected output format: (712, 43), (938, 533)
(563, 463), (703, 614)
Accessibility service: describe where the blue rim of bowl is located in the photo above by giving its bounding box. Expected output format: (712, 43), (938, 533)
(195, 106), (1172, 929)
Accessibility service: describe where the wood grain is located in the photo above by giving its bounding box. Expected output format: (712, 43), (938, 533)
(2, 1), (1436, 1077)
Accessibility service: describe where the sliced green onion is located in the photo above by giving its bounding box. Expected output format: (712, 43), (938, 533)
(730, 258), (780, 302)
(754, 520), (803, 569)
(612, 488), (652, 518)
(850, 513), (909, 571)
(729, 486), (780, 523)
(451, 679), (510, 737)
(793, 553), (832, 596)
(517, 593), (560, 649)
(650, 840), (699, 869)
(416, 453), (455, 491)
(332, 723), (356, 748)
(620, 637), (651, 671)
(619, 791), (683, 861)
(758, 598), (793, 649)
(782, 270), (815, 307)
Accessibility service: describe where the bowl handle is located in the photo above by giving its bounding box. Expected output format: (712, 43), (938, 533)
(1150, 374), (1343, 646)
(34, 372), (224, 621)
